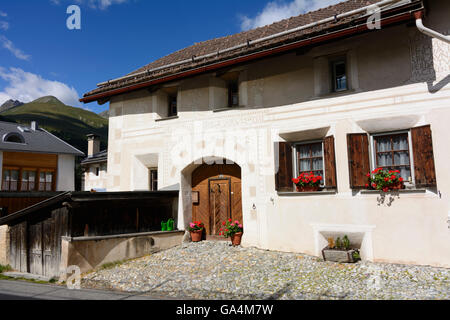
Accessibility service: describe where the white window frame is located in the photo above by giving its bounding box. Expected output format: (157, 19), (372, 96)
(292, 140), (326, 186)
(331, 59), (348, 92)
(369, 130), (416, 187)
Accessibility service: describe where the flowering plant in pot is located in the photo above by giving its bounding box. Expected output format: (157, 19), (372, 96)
(366, 168), (405, 193)
(322, 235), (360, 263)
(292, 172), (323, 192)
(187, 221), (205, 242)
(219, 219), (243, 246)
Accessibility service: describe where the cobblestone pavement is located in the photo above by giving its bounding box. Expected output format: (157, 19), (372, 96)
(82, 241), (450, 300)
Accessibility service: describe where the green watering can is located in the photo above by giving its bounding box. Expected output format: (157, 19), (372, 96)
(161, 219), (175, 231)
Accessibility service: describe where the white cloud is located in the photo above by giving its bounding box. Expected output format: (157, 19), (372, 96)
(0, 21), (8, 30)
(240, 0), (344, 31)
(0, 11), (7, 17)
(0, 36), (31, 61)
(50, 0), (129, 10)
(0, 67), (80, 106)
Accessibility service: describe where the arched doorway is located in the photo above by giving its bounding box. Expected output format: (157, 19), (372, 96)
(191, 163), (242, 236)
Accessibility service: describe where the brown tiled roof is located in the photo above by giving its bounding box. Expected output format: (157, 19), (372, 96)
(82, 0), (422, 101)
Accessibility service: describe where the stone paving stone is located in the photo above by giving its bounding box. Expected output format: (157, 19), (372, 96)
(81, 241), (450, 300)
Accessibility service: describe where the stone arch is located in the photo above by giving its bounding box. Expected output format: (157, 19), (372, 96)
(180, 156), (244, 237)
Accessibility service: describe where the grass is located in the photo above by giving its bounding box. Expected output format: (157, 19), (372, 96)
(0, 264), (58, 284)
(0, 273), (58, 284)
(98, 260), (127, 271)
(0, 265), (12, 273)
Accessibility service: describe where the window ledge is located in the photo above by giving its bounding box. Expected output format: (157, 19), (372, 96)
(155, 116), (179, 122)
(278, 190), (337, 197)
(213, 106), (247, 113)
(315, 88), (357, 99)
(359, 189), (427, 195)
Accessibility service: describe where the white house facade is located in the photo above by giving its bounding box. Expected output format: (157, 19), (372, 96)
(81, 0), (450, 267)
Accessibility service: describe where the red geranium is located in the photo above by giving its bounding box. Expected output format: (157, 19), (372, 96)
(367, 169), (404, 192)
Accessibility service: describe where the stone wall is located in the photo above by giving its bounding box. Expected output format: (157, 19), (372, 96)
(59, 230), (185, 276)
(0, 225), (10, 266)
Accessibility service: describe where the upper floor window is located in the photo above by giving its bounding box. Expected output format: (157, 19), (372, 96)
(39, 170), (54, 191)
(228, 80), (239, 107)
(21, 170), (36, 191)
(331, 59), (347, 92)
(371, 132), (412, 182)
(2, 168), (19, 191)
(168, 94), (178, 117)
(2, 167), (55, 192)
(3, 132), (25, 144)
(149, 168), (158, 191)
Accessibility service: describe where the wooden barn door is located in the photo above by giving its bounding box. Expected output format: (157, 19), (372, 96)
(29, 223), (43, 276)
(209, 179), (231, 235)
(10, 222), (27, 273)
(43, 219), (56, 277)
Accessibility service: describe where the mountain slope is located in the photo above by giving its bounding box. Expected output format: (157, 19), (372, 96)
(0, 99), (24, 113)
(0, 96), (108, 154)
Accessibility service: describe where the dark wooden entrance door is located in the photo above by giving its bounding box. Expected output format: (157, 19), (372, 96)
(192, 163), (242, 237)
(209, 179), (231, 235)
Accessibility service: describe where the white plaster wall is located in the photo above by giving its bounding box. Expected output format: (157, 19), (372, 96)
(83, 163), (108, 191)
(57, 154), (75, 191)
(0, 151), (3, 185)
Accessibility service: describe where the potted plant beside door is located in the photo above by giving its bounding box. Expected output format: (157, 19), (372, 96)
(219, 219), (244, 246)
(188, 221), (205, 242)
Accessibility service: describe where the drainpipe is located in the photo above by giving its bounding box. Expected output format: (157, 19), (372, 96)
(415, 11), (450, 44)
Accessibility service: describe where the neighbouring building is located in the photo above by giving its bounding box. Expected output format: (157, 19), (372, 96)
(81, 134), (108, 191)
(0, 120), (84, 193)
(80, 0), (450, 267)
(0, 120), (84, 266)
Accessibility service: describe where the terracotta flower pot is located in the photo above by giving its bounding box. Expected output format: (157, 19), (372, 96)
(190, 230), (203, 242)
(231, 232), (243, 246)
(391, 181), (405, 190)
(296, 186), (320, 192)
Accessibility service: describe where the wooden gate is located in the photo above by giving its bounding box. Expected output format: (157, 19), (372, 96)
(9, 211), (63, 278)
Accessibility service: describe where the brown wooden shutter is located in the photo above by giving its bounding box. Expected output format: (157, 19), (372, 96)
(275, 142), (293, 192)
(347, 133), (370, 189)
(411, 125), (437, 187)
(324, 136), (337, 188)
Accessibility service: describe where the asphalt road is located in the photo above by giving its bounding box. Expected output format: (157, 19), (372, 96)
(0, 279), (163, 300)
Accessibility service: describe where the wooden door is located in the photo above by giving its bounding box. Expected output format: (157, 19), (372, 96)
(192, 164), (242, 236)
(43, 219), (55, 277)
(209, 179), (231, 235)
(10, 222), (27, 273)
(29, 223), (43, 276)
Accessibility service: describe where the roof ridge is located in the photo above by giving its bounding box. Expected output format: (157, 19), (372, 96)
(128, 0), (357, 75)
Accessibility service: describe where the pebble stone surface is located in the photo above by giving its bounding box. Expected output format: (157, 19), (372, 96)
(82, 241), (450, 300)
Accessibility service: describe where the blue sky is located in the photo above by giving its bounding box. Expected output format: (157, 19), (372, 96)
(0, 0), (341, 114)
